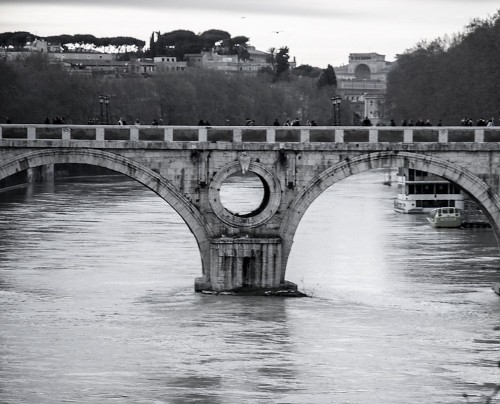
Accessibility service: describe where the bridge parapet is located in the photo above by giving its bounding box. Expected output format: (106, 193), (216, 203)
(1, 125), (500, 143)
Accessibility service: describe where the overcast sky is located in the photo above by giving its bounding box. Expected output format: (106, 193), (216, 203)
(0, 0), (498, 67)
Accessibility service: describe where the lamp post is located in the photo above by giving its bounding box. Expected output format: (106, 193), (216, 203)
(98, 95), (104, 124)
(98, 95), (110, 124)
(104, 95), (109, 125)
(331, 95), (342, 126)
(331, 96), (336, 126)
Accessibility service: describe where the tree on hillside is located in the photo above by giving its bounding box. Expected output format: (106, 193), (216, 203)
(148, 32), (157, 58)
(68, 34), (99, 52)
(156, 30), (204, 59)
(159, 30), (199, 46)
(231, 36), (250, 47)
(316, 64), (337, 88)
(386, 39), (447, 122)
(0, 53), (98, 123)
(446, 15), (500, 119)
(218, 35), (250, 56)
(48, 34), (74, 48)
(104, 36), (145, 52)
(235, 45), (250, 61)
(43, 34), (145, 53)
(275, 46), (290, 80)
(0, 59), (18, 122)
(267, 47), (276, 71)
(0, 31), (32, 49)
(292, 64), (322, 78)
(200, 29), (231, 49)
(0, 50), (335, 125)
(386, 10), (500, 124)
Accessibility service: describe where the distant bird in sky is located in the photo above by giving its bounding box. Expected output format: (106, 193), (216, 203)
(272, 30), (283, 34)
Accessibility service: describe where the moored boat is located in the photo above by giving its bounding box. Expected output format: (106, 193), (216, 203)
(427, 207), (463, 228)
(394, 168), (464, 214)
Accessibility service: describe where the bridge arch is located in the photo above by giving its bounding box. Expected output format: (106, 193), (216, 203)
(280, 151), (500, 276)
(0, 148), (211, 274)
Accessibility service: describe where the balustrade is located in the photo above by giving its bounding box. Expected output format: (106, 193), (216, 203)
(0, 125), (499, 143)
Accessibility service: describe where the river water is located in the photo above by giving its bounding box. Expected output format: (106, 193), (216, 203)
(1, 170), (500, 404)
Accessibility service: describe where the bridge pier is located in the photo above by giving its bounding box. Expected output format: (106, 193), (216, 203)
(195, 237), (299, 294)
(26, 164), (54, 183)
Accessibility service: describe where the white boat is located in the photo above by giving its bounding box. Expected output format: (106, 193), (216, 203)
(394, 168), (464, 214)
(427, 207), (463, 228)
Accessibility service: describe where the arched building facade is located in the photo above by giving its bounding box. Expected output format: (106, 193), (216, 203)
(334, 53), (394, 125)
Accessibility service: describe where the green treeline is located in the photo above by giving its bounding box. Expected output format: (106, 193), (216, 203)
(387, 10), (500, 125)
(0, 53), (336, 125)
(0, 32), (145, 52)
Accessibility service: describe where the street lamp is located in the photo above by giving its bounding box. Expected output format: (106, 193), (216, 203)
(98, 94), (110, 124)
(104, 95), (109, 125)
(331, 95), (342, 126)
(98, 95), (104, 124)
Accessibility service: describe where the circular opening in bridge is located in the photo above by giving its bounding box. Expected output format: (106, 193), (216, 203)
(219, 171), (267, 216)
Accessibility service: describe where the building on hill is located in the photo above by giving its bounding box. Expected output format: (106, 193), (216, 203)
(57, 55), (186, 76)
(24, 39), (62, 53)
(2, 35), (285, 76)
(60, 59), (129, 76)
(49, 52), (115, 61)
(335, 53), (392, 82)
(2, 38), (63, 60)
(153, 56), (187, 72)
(247, 46), (272, 65)
(49, 52), (121, 76)
(185, 46), (282, 74)
(334, 53), (394, 125)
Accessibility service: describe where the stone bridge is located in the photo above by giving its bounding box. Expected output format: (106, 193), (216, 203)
(1, 124), (500, 293)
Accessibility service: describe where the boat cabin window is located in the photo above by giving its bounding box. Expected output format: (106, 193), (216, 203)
(416, 200), (456, 208)
(408, 183), (462, 195)
(433, 207), (460, 216)
(436, 184), (447, 194)
(409, 184), (435, 194)
(408, 169), (428, 181)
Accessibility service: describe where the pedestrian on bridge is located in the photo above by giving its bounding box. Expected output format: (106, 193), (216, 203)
(362, 116), (372, 126)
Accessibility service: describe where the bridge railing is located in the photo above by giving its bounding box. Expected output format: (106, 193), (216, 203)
(1, 125), (500, 143)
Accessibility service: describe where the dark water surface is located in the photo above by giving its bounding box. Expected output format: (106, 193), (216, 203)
(1, 171), (500, 403)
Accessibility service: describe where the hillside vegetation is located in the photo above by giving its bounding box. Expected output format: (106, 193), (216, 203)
(0, 27), (343, 126)
(0, 53), (335, 125)
(386, 10), (500, 125)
